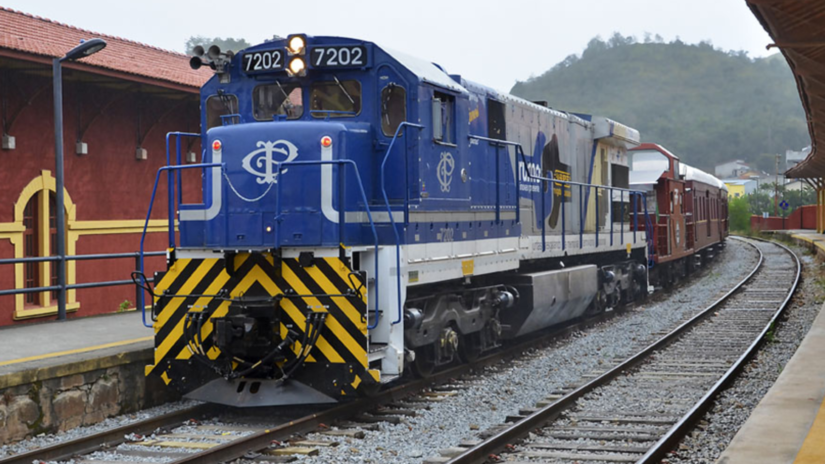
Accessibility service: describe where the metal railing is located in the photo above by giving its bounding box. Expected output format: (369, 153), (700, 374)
(508, 140), (652, 253)
(138, 162), (224, 327)
(0, 251), (165, 314)
(380, 121), (424, 325)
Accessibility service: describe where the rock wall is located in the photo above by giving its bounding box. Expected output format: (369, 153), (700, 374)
(0, 348), (174, 445)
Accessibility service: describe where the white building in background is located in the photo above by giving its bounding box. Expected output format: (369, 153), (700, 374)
(786, 146), (811, 171)
(785, 179), (812, 191)
(715, 160), (751, 178)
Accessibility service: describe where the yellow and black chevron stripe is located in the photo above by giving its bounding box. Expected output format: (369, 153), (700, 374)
(145, 252), (378, 397)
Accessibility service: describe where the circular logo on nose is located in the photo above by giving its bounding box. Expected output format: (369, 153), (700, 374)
(241, 140), (299, 184)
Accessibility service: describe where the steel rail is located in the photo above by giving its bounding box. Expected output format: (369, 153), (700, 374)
(445, 236), (776, 464)
(637, 237), (801, 463)
(0, 404), (215, 464)
(167, 301), (639, 464)
(1, 242), (739, 464)
(0, 300), (626, 464)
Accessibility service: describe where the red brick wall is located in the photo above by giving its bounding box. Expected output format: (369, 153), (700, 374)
(750, 205), (817, 231)
(0, 61), (201, 325)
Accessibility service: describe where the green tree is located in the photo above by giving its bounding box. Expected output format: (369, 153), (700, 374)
(511, 35), (809, 173)
(728, 196), (751, 232)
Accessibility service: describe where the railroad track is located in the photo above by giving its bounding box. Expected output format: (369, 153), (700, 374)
(0, 242), (747, 464)
(438, 237), (799, 464)
(2, 302), (640, 464)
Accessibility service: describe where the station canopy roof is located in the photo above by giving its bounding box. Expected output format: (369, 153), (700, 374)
(748, 0), (825, 179)
(0, 7), (211, 91)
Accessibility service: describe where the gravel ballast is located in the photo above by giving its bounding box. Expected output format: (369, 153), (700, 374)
(292, 240), (760, 464)
(0, 400), (201, 459)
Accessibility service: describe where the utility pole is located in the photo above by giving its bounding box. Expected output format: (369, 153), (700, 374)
(774, 154), (779, 217)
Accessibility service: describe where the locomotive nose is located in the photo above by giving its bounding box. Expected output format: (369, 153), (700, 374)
(201, 121), (369, 249)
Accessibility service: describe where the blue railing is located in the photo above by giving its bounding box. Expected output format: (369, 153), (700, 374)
(380, 122), (424, 325)
(165, 132), (201, 248)
(272, 159), (383, 329)
(138, 162), (224, 328)
(513, 144), (652, 252)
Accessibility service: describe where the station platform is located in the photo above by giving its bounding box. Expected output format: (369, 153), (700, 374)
(0, 311), (152, 384)
(0, 311), (163, 444)
(717, 298), (825, 463)
(768, 229), (825, 258)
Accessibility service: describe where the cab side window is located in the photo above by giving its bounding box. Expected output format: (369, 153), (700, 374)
(381, 84), (406, 137)
(487, 99), (506, 140)
(432, 91), (455, 144)
(206, 94), (239, 130)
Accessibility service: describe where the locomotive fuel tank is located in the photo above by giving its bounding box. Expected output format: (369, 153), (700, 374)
(499, 265), (598, 338)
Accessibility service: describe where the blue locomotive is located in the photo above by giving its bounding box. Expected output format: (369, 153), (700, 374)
(140, 35), (651, 406)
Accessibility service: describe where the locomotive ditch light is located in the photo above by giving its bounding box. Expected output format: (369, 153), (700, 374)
(287, 35), (306, 55)
(321, 136), (332, 148)
(287, 57), (306, 76)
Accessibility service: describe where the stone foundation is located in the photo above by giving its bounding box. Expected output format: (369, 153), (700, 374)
(0, 348), (175, 445)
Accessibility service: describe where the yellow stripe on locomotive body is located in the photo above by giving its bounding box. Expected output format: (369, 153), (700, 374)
(147, 251), (373, 403)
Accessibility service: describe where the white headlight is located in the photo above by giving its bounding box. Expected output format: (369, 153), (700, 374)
(288, 57), (306, 75)
(288, 36), (305, 55)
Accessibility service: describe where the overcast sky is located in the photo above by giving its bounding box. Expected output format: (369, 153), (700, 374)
(3, 0), (775, 92)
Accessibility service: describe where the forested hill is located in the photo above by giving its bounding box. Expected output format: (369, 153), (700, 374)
(510, 35), (809, 173)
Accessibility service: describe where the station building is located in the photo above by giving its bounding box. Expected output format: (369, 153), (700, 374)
(0, 8), (210, 325)
(750, 2), (825, 233)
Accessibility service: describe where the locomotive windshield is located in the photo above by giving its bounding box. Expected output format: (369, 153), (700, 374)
(630, 150), (669, 172)
(310, 79), (361, 117)
(253, 82), (303, 120)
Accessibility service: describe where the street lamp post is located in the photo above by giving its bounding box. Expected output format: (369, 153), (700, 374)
(53, 38), (106, 320)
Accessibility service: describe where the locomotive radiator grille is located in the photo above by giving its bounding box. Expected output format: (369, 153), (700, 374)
(146, 252), (375, 397)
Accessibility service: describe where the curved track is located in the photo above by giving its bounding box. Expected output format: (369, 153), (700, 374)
(444, 237), (800, 464)
(0, 241), (761, 464)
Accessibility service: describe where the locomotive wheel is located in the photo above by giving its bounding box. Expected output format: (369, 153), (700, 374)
(457, 332), (482, 363)
(410, 345), (436, 378)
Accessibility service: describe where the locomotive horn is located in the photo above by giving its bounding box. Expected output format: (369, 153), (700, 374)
(192, 45), (205, 57)
(207, 45), (221, 60)
(189, 56), (203, 70)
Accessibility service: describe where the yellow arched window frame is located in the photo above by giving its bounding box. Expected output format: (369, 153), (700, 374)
(0, 170), (80, 319)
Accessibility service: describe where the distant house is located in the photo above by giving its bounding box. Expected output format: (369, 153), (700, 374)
(786, 146), (811, 171)
(723, 179), (757, 198)
(715, 160), (751, 178)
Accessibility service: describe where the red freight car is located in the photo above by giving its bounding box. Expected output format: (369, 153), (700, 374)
(629, 143), (728, 286)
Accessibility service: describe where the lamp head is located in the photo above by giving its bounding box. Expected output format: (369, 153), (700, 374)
(63, 38), (107, 61)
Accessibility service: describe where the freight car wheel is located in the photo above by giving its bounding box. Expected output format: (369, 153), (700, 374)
(457, 332), (483, 363)
(411, 345), (436, 378)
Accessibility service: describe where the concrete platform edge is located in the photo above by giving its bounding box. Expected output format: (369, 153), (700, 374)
(0, 347), (152, 390)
